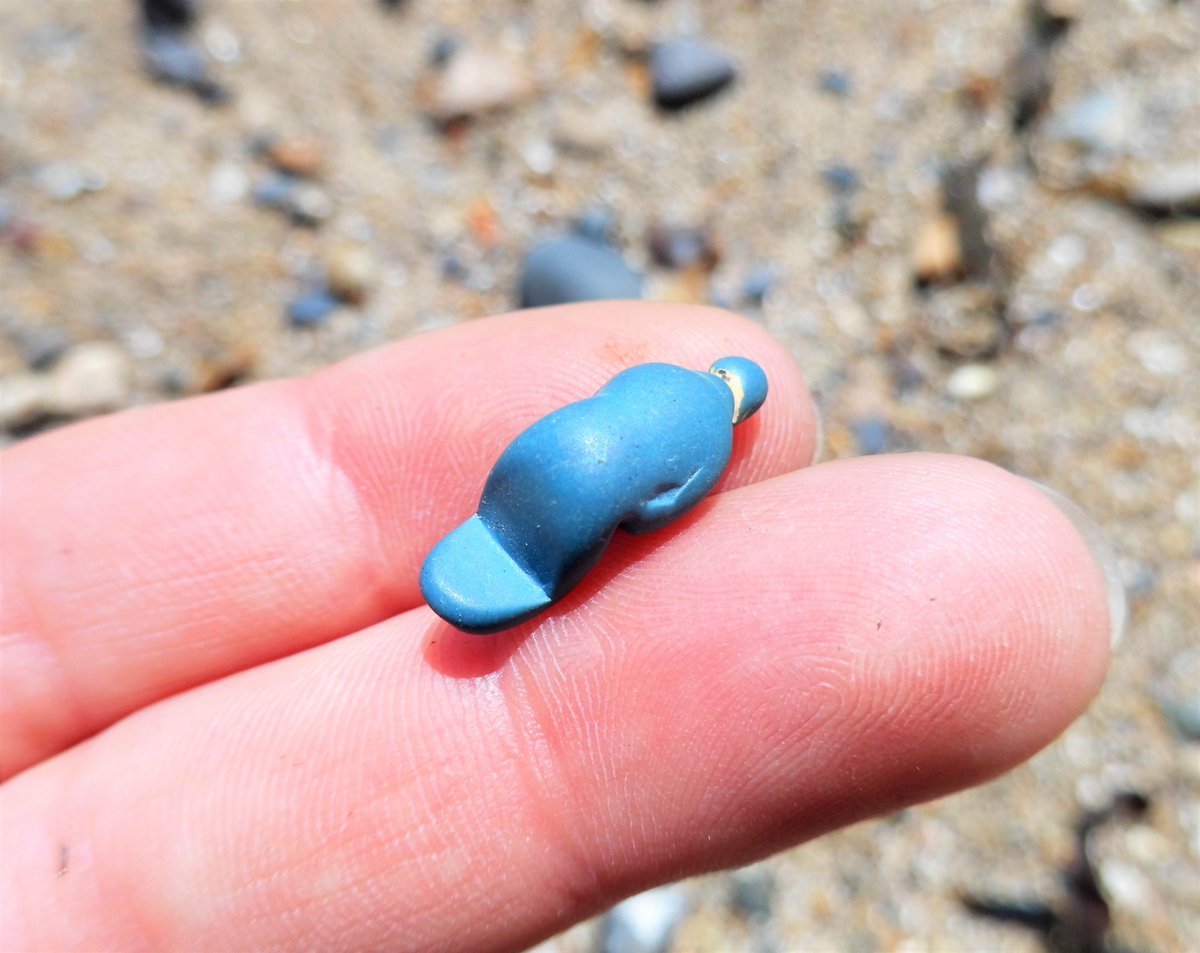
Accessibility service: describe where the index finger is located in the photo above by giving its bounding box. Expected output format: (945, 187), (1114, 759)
(0, 303), (819, 778)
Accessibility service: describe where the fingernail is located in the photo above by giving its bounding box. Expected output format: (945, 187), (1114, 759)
(1025, 480), (1127, 647)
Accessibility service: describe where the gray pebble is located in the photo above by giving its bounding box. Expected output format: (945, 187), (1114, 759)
(818, 69), (853, 97)
(650, 39), (737, 111)
(288, 287), (339, 327)
(18, 327), (72, 371)
(325, 243), (378, 304)
(5, 326), (71, 372)
(743, 266), (775, 306)
(1118, 557), (1157, 599)
(440, 251), (469, 282)
(1154, 650), (1200, 740)
(519, 233), (643, 308)
(429, 32), (461, 68)
(283, 182), (331, 226)
(252, 174), (332, 227)
(600, 886), (689, 953)
(139, 0), (197, 31)
(822, 164), (861, 196)
(0, 374), (54, 431)
(1126, 161), (1200, 216)
(852, 417), (891, 455)
(1045, 90), (1132, 155)
(429, 46), (532, 123)
(730, 866), (776, 922)
(555, 102), (620, 154)
(141, 27), (227, 103)
(647, 222), (717, 270)
(34, 162), (107, 202)
(2, 342), (135, 429)
(49, 342), (134, 418)
(941, 159), (996, 283)
(253, 173), (297, 210)
(1155, 693), (1200, 742)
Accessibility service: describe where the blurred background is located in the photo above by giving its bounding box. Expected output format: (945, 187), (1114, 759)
(1, 0), (1197, 950)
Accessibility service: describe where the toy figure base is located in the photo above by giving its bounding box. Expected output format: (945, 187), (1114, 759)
(420, 516), (552, 635)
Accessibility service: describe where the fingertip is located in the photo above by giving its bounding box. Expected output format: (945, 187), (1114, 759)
(1023, 480), (1127, 649)
(650, 452), (1112, 792)
(871, 455), (1114, 770)
(976, 461), (1115, 709)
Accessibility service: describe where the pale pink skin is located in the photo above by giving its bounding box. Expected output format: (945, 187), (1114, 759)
(1, 303), (1110, 953)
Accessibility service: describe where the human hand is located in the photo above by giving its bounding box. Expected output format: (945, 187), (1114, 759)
(1, 303), (1112, 952)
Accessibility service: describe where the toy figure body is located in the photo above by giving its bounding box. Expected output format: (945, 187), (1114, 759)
(421, 358), (767, 634)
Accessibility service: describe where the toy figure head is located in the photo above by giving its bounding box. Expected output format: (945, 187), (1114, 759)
(709, 357), (768, 424)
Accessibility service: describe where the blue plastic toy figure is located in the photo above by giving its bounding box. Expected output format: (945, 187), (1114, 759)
(420, 357), (768, 634)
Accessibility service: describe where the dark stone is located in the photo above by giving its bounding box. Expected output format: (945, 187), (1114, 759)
(519, 234), (643, 308)
(889, 356), (926, 394)
(1120, 558), (1157, 599)
(252, 174), (331, 227)
(730, 867), (775, 922)
(287, 288), (339, 327)
(650, 39), (737, 111)
(833, 200), (866, 245)
(287, 183), (332, 227)
(647, 223), (717, 270)
(1156, 693), (1200, 741)
(1011, 1), (1076, 130)
(1028, 0), (1075, 45)
(429, 33), (461, 67)
(942, 159), (996, 282)
(253, 173), (298, 210)
(822, 164), (861, 195)
(742, 267), (775, 306)
(852, 417), (890, 455)
(1125, 163), (1200, 217)
(440, 251), (469, 282)
(962, 789), (1150, 953)
(139, 0), (197, 30)
(158, 367), (192, 396)
(20, 328), (72, 371)
(140, 28), (227, 103)
(818, 69), (852, 97)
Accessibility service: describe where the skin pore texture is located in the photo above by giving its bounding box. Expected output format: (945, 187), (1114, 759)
(0, 303), (1111, 953)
